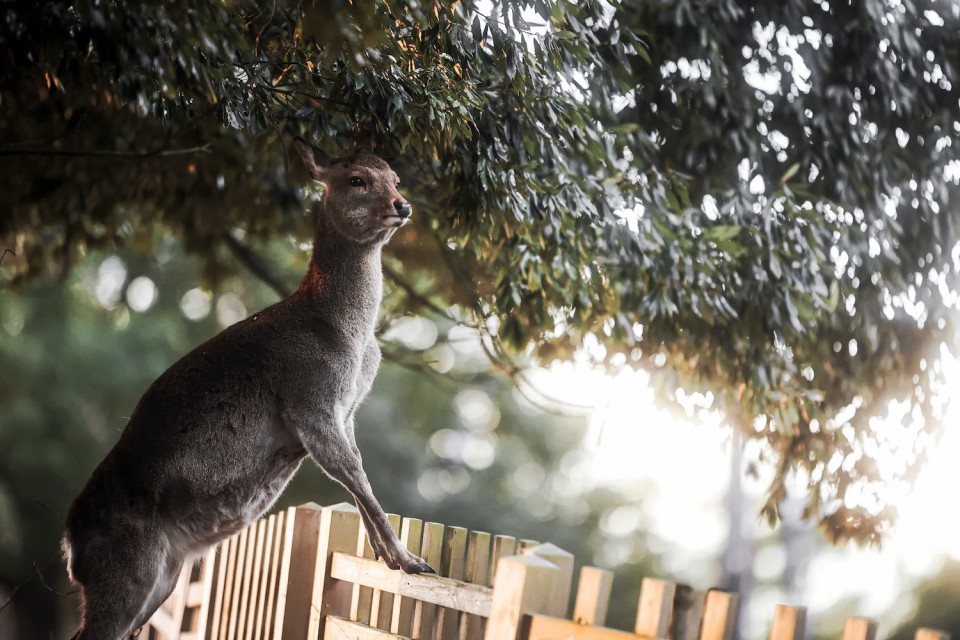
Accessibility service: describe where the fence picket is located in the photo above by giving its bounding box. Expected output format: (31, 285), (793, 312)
(206, 539), (229, 640)
(352, 523), (378, 624)
(236, 524), (257, 638)
(371, 513), (403, 630)
(391, 517), (424, 636)
(219, 534), (241, 640)
(412, 522), (444, 638)
(770, 605), (806, 640)
(461, 530), (492, 640)
(672, 585), (706, 640)
(490, 535), (518, 586)
(915, 629), (951, 640)
(518, 538), (539, 553)
(572, 566), (613, 626)
(229, 528), (251, 640)
(843, 617), (879, 640)
(435, 525), (468, 640)
(311, 503), (362, 639)
(484, 554), (561, 640)
(243, 519), (265, 640)
(636, 577), (676, 638)
(190, 546), (218, 640)
(251, 515), (274, 640)
(262, 511), (285, 640)
(273, 503), (324, 640)
(700, 590), (739, 640)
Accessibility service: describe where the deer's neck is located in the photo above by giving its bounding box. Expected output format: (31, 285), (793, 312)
(296, 203), (383, 340)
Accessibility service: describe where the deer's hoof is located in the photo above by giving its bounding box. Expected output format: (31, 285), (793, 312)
(403, 560), (436, 575)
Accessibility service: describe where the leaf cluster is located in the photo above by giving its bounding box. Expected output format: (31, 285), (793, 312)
(2, 0), (960, 543)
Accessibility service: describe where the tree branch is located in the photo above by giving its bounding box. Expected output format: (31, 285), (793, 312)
(0, 143), (213, 159)
(382, 263), (455, 321)
(222, 232), (293, 299)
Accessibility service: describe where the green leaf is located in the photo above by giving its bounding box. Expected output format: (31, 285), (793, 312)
(702, 225), (741, 242)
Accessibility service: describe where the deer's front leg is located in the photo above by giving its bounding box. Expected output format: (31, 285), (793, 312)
(296, 414), (434, 574)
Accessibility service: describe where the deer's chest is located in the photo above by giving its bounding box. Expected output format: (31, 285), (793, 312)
(335, 339), (379, 420)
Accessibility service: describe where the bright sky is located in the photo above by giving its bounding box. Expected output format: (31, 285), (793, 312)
(530, 350), (960, 638)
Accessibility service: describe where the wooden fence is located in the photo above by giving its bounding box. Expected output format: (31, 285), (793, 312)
(146, 502), (949, 640)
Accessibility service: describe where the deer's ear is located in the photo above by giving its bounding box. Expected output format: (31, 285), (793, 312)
(293, 137), (332, 181)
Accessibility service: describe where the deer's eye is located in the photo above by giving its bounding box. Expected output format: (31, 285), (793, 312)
(350, 176), (365, 187)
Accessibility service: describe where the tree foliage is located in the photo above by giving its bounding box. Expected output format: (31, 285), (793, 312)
(2, 0), (960, 542)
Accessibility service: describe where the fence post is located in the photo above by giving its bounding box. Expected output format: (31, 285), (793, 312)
(770, 605), (806, 640)
(272, 503), (361, 640)
(700, 590), (739, 640)
(311, 503), (362, 639)
(273, 503), (324, 640)
(636, 578), (677, 637)
(484, 554), (561, 640)
(843, 618), (878, 640)
(522, 543), (574, 618)
(572, 566), (613, 626)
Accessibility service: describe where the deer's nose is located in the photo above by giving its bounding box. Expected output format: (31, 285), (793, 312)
(393, 201), (412, 219)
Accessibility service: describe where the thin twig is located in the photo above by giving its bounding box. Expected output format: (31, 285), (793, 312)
(33, 560), (76, 598)
(0, 553), (72, 615)
(0, 143), (213, 159)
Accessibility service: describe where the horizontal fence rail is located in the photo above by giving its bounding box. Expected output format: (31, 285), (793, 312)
(146, 503), (950, 640)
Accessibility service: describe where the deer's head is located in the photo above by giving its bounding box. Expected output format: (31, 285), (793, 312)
(293, 137), (412, 246)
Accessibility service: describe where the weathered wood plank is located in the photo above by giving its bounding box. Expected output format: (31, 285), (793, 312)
(330, 553), (495, 616)
(527, 614), (645, 640)
(325, 615), (412, 640)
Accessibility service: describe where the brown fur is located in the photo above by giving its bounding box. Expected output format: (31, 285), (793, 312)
(63, 138), (430, 640)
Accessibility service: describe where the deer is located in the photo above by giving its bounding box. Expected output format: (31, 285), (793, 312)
(62, 138), (434, 640)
